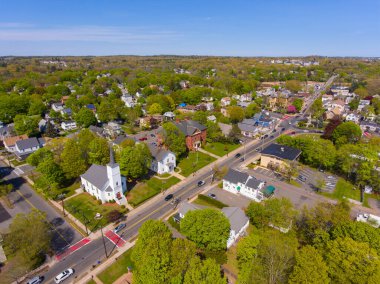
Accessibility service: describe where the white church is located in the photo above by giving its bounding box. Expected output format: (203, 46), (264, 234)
(80, 148), (127, 205)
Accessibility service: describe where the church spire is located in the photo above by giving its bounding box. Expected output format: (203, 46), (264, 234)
(108, 144), (116, 167)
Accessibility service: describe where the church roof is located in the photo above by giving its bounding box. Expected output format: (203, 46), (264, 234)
(81, 164), (108, 190)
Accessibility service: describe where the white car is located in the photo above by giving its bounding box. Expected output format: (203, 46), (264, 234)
(54, 268), (74, 283)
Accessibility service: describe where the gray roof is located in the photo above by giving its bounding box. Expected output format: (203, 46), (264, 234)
(238, 121), (257, 132)
(81, 164), (108, 190)
(147, 143), (172, 161)
(89, 125), (104, 136)
(15, 137), (43, 151)
(178, 202), (204, 216)
(175, 120), (207, 136)
(222, 207), (249, 233)
(223, 168), (250, 184)
(261, 143), (302, 161)
(246, 176), (263, 189)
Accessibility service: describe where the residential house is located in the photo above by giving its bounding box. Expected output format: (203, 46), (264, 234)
(358, 100), (371, 112)
(202, 96), (214, 102)
(61, 108), (72, 117)
(220, 107), (229, 117)
(176, 202), (249, 248)
(345, 113), (361, 124)
(237, 101), (250, 108)
(61, 121), (77, 131)
(322, 94), (333, 104)
(205, 102), (214, 111)
(330, 85), (350, 97)
(0, 124), (14, 141)
(207, 115), (217, 123)
(4, 135), (28, 152)
(175, 120), (207, 151)
(14, 137), (45, 160)
(121, 94), (136, 108)
(104, 121), (122, 137)
(325, 107), (343, 120)
(177, 104), (198, 113)
(85, 104), (97, 113)
(238, 119), (259, 138)
(252, 112), (276, 129)
(239, 94), (252, 102)
(260, 143), (302, 170)
(223, 168), (266, 202)
(52, 103), (64, 112)
(139, 115), (162, 129)
(218, 123), (232, 137)
(61, 96), (70, 104)
(81, 149), (127, 205)
(179, 80), (190, 89)
(148, 144), (176, 174)
(89, 125), (104, 137)
(163, 112), (175, 121)
(112, 135), (134, 147)
(360, 121), (380, 133)
(220, 97), (231, 107)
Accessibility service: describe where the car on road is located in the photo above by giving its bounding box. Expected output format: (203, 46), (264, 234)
(27, 276), (43, 284)
(170, 197), (181, 205)
(288, 122), (292, 125)
(150, 133), (156, 137)
(164, 194), (174, 201)
(263, 134), (269, 138)
(54, 268), (74, 283)
(197, 180), (205, 187)
(298, 175), (307, 182)
(255, 148), (261, 152)
(270, 135), (274, 138)
(113, 223), (126, 233)
(208, 193), (216, 199)
(234, 153), (241, 158)
(138, 137), (147, 141)
(281, 127), (286, 131)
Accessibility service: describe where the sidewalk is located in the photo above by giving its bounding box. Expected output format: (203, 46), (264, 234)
(197, 147), (220, 159)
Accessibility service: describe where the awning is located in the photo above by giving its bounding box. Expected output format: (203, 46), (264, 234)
(263, 185), (276, 197)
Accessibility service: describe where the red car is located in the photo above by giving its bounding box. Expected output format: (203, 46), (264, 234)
(139, 137), (147, 141)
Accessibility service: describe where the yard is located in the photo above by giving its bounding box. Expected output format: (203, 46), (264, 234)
(204, 142), (240, 157)
(193, 194), (228, 209)
(60, 181), (81, 198)
(177, 151), (216, 177)
(65, 193), (125, 231)
(97, 248), (134, 284)
(127, 176), (180, 207)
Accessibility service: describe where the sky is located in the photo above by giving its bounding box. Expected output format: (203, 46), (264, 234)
(0, 0), (379, 57)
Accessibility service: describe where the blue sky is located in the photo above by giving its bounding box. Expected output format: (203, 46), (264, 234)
(0, 0), (379, 56)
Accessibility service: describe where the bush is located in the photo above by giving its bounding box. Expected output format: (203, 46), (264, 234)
(202, 249), (227, 265)
(218, 182), (223, 188)
(121, 205), (126, 209)
(198, 194), (227, 209)
(97, 199), (102, 205)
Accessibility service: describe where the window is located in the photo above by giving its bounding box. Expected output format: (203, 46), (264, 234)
(116, 182), (118, 186)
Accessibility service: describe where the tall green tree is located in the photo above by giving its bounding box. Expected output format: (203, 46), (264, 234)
(288, 246), (330, 284)
(162, 122), (187, 157)
(88, 137), (110, 165)
(75, 107), (97, 127)
(119, 143), (151, 179)
(181, 208), (230, 251)
(332, 121), (362, 146)
(183, 257), (225, 284)
(26, 148), (54, 167)
(60, 139), (87, 179)
(13, 114), (39, 136)
(227, 106), (245, 123)
(292, 98), (304, 112)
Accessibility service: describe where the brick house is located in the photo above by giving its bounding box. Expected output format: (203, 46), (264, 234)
(175, 120), (207, 151)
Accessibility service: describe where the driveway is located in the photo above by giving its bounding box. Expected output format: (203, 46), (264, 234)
(204, 185), (252, 209)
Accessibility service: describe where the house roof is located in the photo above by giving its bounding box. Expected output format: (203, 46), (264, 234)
(15, 137), (44, 151)
(261, 143), (301, 161)
(177, 202), (203, 216)
(4, 134), (28, 147)
(246, 176), (263, 189)
(223, 168), (250, 184)
(147, 143), (172, 161)
(222, 207), (249, 233)
(175, 120), (207, 136)
(81, 164), (108, 190)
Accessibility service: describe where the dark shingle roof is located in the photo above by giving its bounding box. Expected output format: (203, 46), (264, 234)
(15, 137), (40, 151)
(246, 176), (263, 189)
(175, 120), (207, 136)
(261, 143), (301, 161)
(223, 168), (249, 184)
(147, 143), (171, 161)
(81, 164), (108, 190)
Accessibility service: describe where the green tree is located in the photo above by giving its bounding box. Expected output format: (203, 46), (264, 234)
(292, 98), (303, 112)
(4, 209), (51, 268)
(119, 143), (152, 179)
(325, 237), (380, 284)
(28, 100), (46, 116)
(288, 246), (330, 284)
(285, 80), (302, 93)
(26, 148), (54, 167)
(310, 98), (324, 118)
(88, 137), (110, 165)
(227, 106), (245, 123)
(75, 107), (97, 127)
(332, 121), (362, 146)
(148, 103), (163, 114)
(244, 102), (260, 118)
(237, 233), (260, 268)
(184, 257), (225, 284)
(162, 122), (187, 157)
(169, 239), (197, 281)
(60, 139), (87, 179)
(37, 157), (65, 188)
(14, 114), (39, 136)
(181, 208), (230, 251)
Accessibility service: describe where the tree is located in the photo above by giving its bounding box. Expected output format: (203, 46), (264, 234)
(119, 138), (135, 148)
(148, 103), (163, 114)
(322, 116), (342, 140)
(0, 182), (13, 205)
(162, 122), (187, 157)
(348, 98), (360, 111)
(88, 137), (110, 165)
(228, 124), (241, 143)
(181, 208), (230, 251)
(45, 120), (59, 137)
(292, 98), (303, 112)
(4, 209), (51, 268)
(310, 98), (324, 118)
(193, 111), (208, 125)
(75, 107), (97, 127)
(37, 156), (65, 188)
(60, 139), (87, 179)
(354, 86), (369, 98)
(288, 246), (330, 284)
(332, 121), (362, 146)
(227, 106), (245, 123)
(184, 257), (225, 284)
(237, 233), (260, 268)
(169, 239), (197, 281)
(287, 105), (297, 113)
(28, 100), (46, 116)
(245, 102), (260, 118)
(325, 237), (380, 284)
(285, 80), (302, 93)
(26, 148), (54, 167)
(119, 143), (152, 179)
(13, 114), (39, 136)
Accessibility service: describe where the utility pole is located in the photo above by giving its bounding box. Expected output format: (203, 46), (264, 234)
(58, 193), (66, 217)
(95, 214), (108, 258)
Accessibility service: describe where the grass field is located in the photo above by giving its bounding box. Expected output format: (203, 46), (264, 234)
(60, 181), (81, 198)
(177, 151), (216, 177)
(127, 176), (180, 207)
(65, 193), (124, 230)
(204, 142), (240, 157)
(97, 248), (134, 284)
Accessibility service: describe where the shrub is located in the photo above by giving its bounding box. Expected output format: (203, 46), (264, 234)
(97, 199), (102, 205)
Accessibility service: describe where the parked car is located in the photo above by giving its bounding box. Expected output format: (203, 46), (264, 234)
(298, 175), (307, 182)
(139, 137), (147, 141)
(197, 180), (205, 187)
(270, 135), (274, 138)
(150, 133), (156, 137)
(27, 276), (43, 284)
(263, 134), (269, 138)
(234, 153), (241, 158)
(164, 194), (174, 201)
(54, 269), (74, 283)
(281, 127), (286, 131)
(208, 193), (216, 199)
(113, 223), (126, 233)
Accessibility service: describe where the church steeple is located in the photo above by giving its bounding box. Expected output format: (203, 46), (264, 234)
(108, 145), (117, 167)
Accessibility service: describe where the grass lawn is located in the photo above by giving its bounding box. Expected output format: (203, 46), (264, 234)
(204, 142), (240, 157)
(9, 159), (26, 166)
(224, 245), (239, 276)
(86, 280), (97, 284)
(177, 151), (216, 177)
(193, 194), (228, 209)
(127, 176), (180, 207)
(61, 181), (81, 198)
(65, 193), (124, 231)
(98, 248), (134, 284)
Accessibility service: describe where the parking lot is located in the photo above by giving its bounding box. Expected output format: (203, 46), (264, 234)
(298, 167), (338, 192)
(204, 185), (252, 209)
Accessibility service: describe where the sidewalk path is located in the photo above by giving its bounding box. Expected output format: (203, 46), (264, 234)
(197, 148), (220, 159)
(171, 171), (185, 180)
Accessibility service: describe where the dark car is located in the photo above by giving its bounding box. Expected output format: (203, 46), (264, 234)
(150, 133), (156, 137)
(270, 135), (274, 138)
(113, 223), (126, 233)
(164, 194), (174, 201)
(208, 193), (216, 199)
(234, 153), (241, 158)
(197, 180), (205, 187)
(264, 134), (269, 138)
(298, 175), (307, 182)
(272, 129), (277, 133)
(281, 127), (286, 131)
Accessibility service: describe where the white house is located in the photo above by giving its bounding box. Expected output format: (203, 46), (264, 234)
(331, 86), (350, 97)
(220, 97), (231, 107)
(358, 100), (371, 112)
(176, 202), (249, 248)
(148, 144), (176, 174)
(207, 115), (217, 123)
(61, 121), (77, 131)
(345, 113), (361, 124)
(121, 94), (136, 108)
(52, 103), (64, 112)
(14, 137), (45, 159)
(240, 94), (252, 102)
(223, 168), (266, 202)
(81, 149), (127, 205)
(356, 213), (380, 228)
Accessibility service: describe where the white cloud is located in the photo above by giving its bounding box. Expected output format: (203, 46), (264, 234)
(0, 24), (179, 42)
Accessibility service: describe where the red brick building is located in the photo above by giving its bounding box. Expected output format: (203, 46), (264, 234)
(175, 120), (207, 151)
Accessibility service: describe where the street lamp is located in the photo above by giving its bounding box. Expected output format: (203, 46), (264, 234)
(94, 213), (108, 258)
